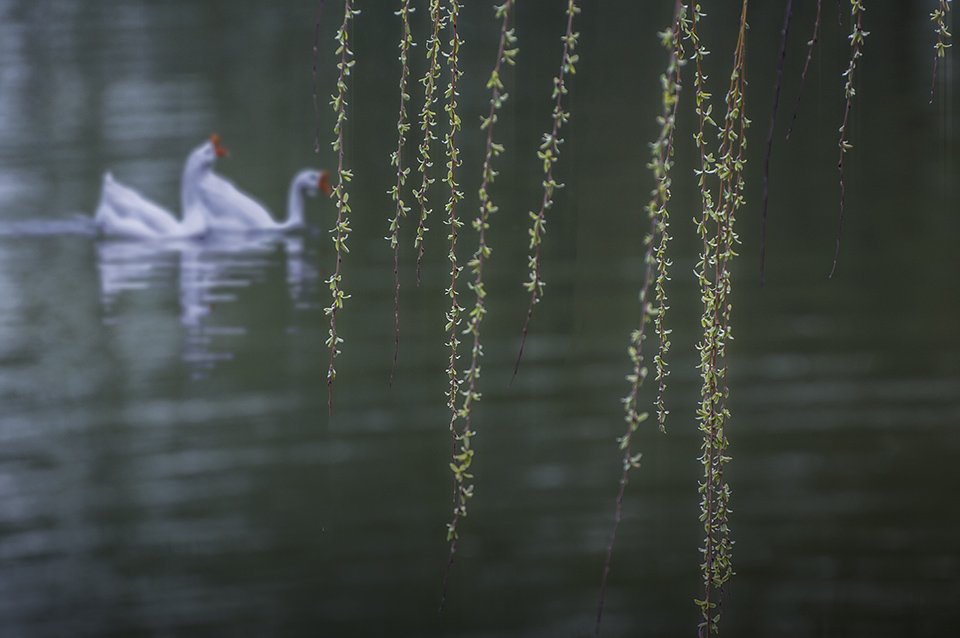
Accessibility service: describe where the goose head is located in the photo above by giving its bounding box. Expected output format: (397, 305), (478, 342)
(295, 170), (332, 199)
(281, 169), (334, 230)
(184, 134), (229, 178)
(182, 134), (229, 197)
(179, 134), (230, 234)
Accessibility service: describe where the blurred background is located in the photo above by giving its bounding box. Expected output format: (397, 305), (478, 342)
(0, 1), (957, 636)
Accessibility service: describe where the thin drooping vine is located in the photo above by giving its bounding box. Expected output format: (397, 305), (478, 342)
(595, 3), (683, 635)
(760, 0), (793, 285)
(929, 0), (952, 103)
(441, 0), (518, 592)
(511, 0), (580, 386)
(388, 0), (415, 385)
(439, 0), (466, 614)
(684, 2), (748, 634)
(456, 0), (517, 437)
(326, 0), (358, 415)
(414, 0), (446, 284)
(832, 0), (867, 278)
(786, 0), (822, 139)
(301, 3), (958, 630)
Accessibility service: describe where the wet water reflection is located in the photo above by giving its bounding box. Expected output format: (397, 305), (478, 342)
(0, 1), (957, 637)
(97, 234), (320, 380)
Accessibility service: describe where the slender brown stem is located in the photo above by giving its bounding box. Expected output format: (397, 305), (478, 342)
(511, 0), (579, 387)
(439, 0), (465, 615)
(787, 0), (822, 140)
(388, 0), (414, 386)
(326, 0), (356, 415)
(414, 1), (446, 285)
(833, 0), (867, 278)
(686, 3), (747, 633)
(595, 3), (682, 635)
(760, 0), (793, 286)
(460, 0), (514, 434)
(929, 1), (952, 103)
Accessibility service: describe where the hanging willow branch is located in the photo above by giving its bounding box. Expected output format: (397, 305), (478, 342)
(439, 0), (466, 615)
(388, 0), (415, 384)
(326, 0), (358, 415)
(930, 0), (952, 103)
(511, 0), (580, 386)
(447, 0), (517, 573)
(760, 0), (792, 285)
(832, 0), (868, 278)
(595, 3), (682, 635)
(786, 0), (822, 139)
(684, 2), (748, 634)
(414, 0), (446, 284)
(456, 0), (517, 441)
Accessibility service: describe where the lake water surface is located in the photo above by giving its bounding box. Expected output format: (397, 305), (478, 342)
(0, 2), (957, 636)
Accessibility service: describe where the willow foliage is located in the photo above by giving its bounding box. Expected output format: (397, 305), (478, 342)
(316, 1), (953, 634)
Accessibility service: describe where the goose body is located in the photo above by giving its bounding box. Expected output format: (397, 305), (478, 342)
(199, 169), (332, 232)
(94, 136), (228, 239)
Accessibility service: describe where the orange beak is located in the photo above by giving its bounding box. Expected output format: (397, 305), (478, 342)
(318, 170), (333, 197)
(210, 133), (229, 158)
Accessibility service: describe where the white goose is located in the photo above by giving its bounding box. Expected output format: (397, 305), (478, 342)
(198, 168), (333, 232)
(94, 135), (229, 239)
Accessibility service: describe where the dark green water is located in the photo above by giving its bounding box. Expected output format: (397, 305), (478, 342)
(0, 1), (957, 636)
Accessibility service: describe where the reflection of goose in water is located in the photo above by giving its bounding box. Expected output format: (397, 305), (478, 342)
(96, 233), (318, 379)
(97, 240), (180, 323)
(94, 135), (229, 239)
(199, 169), (333, 232)
(283, 235), (321, 305)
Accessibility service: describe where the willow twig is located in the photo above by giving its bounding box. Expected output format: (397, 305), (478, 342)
(929, 0), (952, 103)
(414, 0), (446, 284)
(596, 6), (682, 634)
(760, 0), (793, 285)
(388, 0), (415, 385)
(439, 0), (466, 615)
(326, 0), (358, 415)
(511, 0), (580, 386)
(786, 0), (822, 139)
(832, 0), (868, 278)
